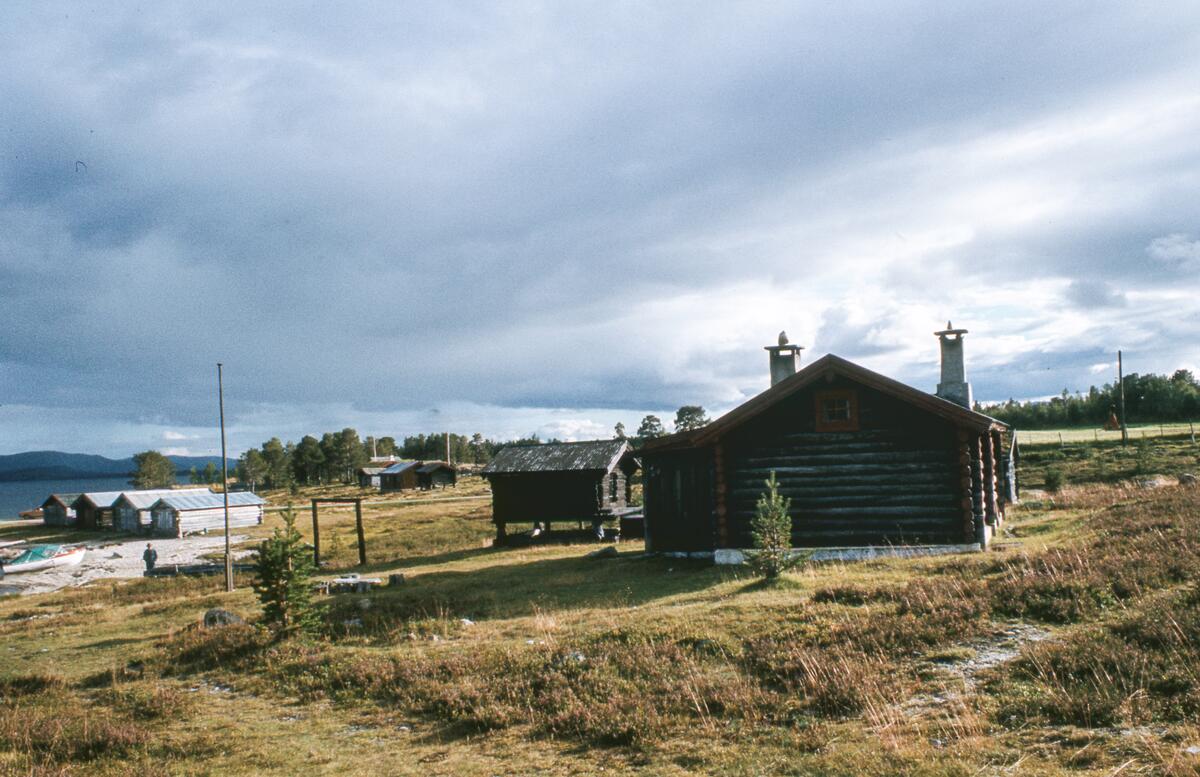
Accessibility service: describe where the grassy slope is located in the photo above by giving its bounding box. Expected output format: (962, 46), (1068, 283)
(3, 458), (1200, 774)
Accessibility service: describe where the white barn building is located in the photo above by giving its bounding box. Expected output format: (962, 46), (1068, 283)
(149, 492), (266, 537)
(112, 488), (212, 534)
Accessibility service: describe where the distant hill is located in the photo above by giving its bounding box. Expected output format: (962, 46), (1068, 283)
(0, 451), (236, 482)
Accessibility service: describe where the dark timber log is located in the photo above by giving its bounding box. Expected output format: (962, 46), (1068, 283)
(714, 443), (728, 547)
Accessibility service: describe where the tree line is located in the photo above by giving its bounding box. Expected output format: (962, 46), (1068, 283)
(131, 404), (716, 491)
(978, 370), (1200, 429)
(232, 428), (550, 490)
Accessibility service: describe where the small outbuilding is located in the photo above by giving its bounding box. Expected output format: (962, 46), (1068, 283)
(379, 461), (420, 492)
(41, 493), (81, 527)
(641, 326), (1015, 559)
(113, 488), (212, 534)
(481, 439), (639, 540)
(72, 491), (127, 530)
(417, 461), (457, 490)
(358, 467), (386, 489)
(148, 491), (266, 537)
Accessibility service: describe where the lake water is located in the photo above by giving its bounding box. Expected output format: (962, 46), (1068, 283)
(0, 476), (133, 520)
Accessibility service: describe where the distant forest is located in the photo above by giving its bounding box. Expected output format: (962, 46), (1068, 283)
(234, 429), (546, 490)
(979, 370), (1200, 429)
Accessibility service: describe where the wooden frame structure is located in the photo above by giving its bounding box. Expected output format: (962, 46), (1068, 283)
(310, 498), (366, 566)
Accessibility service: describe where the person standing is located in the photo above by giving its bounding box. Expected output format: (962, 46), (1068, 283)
(143, 543), (158, 573)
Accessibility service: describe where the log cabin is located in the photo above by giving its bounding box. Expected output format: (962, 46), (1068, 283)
(417, 461), (457, 490)
(641, 326), (1015, 560)
(481, 440), (639, 541)
(379, 461), (420, 492)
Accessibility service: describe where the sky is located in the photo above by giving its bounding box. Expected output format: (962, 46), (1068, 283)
(2, 2), (1200, 458)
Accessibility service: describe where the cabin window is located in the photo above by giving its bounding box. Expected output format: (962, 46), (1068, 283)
(814, 389), (859, 432)
(609, 472), (619, 501)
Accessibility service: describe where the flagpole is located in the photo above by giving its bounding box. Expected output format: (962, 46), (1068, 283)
(218, 362), (233, 592)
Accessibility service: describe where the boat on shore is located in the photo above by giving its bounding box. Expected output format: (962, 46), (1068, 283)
(0, 545), (86, 576)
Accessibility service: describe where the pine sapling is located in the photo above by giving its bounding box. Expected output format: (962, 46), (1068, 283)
(253, 505), (320, 635)
(748, 471), (803, 580)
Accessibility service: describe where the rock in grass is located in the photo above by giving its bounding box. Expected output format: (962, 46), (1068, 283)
(202, 608), (244, 628)
(1180, 473), (1197, 486)
(586, 546), (619, 560)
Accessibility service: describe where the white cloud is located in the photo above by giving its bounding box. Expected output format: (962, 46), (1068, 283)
(1147, 233), (1200, 271)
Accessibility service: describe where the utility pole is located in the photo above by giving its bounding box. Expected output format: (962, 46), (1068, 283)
(445, 431), (450, 464)
(1118, 350), (1128, 447)
(218, 363), (233, 592)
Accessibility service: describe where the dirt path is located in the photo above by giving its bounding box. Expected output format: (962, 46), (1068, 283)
(0, 534), (249, 596)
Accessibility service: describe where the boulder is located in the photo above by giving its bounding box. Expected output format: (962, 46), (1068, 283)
(1180, 473), (1197, 487)
(202, 608), (244, 628)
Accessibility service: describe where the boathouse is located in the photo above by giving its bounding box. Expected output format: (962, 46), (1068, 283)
(640, 326), (1014, 559)
(71, 491), (127, 530)
(481, 440), (639, 540)
(148, 491), (266, 537)
(41, 493), (80, 527)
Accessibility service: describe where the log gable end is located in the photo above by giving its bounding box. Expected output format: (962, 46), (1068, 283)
(641, 355), (1012, 553)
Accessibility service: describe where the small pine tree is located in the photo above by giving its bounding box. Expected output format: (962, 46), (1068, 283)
(253, 506), (319, 635)
(748, 471), (802, 580)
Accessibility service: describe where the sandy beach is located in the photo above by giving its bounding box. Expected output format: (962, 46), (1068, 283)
(0, 535), (251, 596)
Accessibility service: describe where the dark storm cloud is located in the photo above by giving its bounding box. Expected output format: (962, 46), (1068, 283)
(2, 1), (1200, 452)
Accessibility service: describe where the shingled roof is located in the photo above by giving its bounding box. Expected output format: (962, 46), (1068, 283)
(482, 440), (632, 476)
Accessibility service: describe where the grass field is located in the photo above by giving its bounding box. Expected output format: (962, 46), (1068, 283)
(3, 451), (1200, 774)
(1014, 422), (1198, 445)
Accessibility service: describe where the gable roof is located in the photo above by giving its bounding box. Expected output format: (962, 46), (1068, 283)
(381, 460), (420, 475)
(482, 440), (632, 476)
(41, 493), (81, 509)
(643, 353), (1006, 453)
(72, 491), (128, 510)
(151, 492), (266, 511)
(417, 461), (454, 474)
(116, 488), (212, 510)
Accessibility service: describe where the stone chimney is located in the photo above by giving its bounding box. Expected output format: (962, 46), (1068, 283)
(764, 331), (804, 387)
(934, 321), (972, 408)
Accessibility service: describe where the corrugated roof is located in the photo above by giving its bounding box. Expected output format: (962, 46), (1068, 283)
(417, 461), (453, 474)
(73, 491), (128, 509)
(482, 440), (631, 475)
(358, 467), (386, 476)
(381, 461), (419, 475)
(42, 493), (81, 508)
(152, 492), (266, 511)
(118, 488), (212, 510)
(643, 353), (1006, 454)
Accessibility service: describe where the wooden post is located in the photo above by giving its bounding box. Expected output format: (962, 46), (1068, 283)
(1191, 421), (1195, 444)
(1058, 432), (1063, 447)
(983, 432), (998, 529)
(355, 499), (367, 566)
(311, 499), (320, 567)
(1118, 350), (1128, 446)
(957, 429), (973, 543)
(971, 434), (985, 546)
